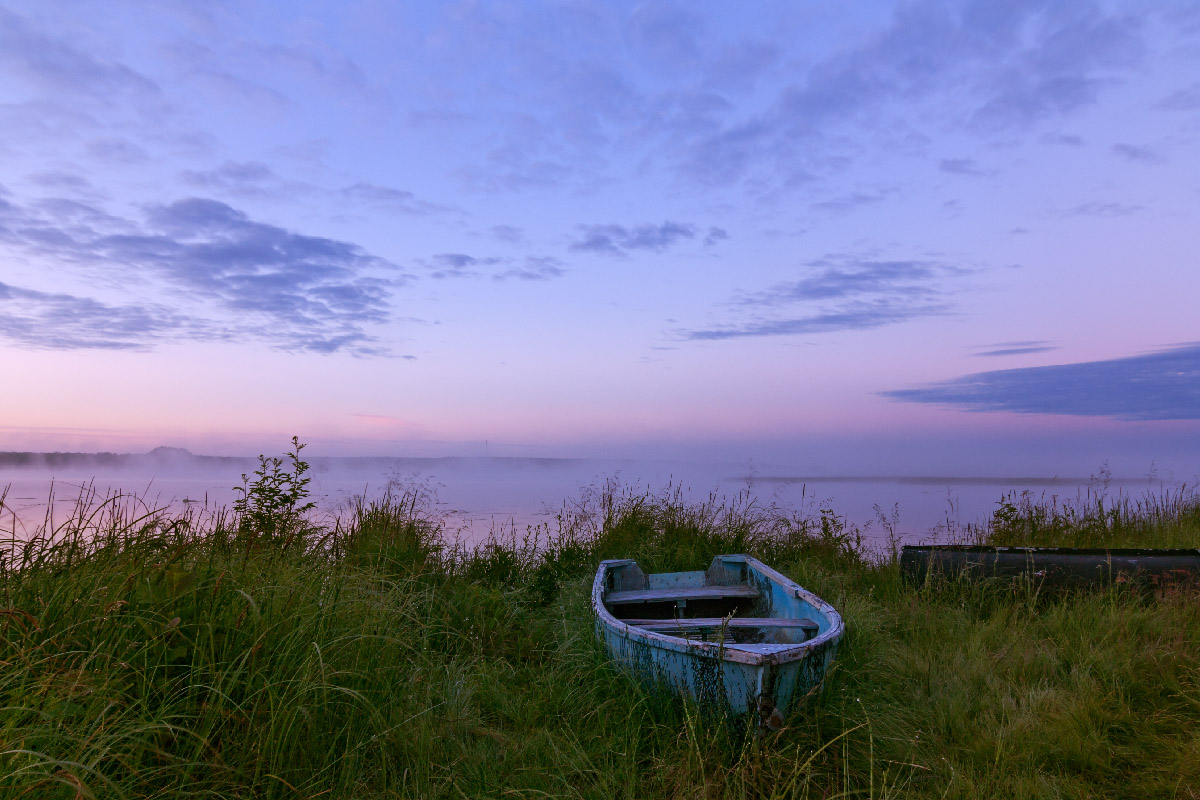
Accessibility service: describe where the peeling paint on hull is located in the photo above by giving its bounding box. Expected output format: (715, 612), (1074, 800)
(592, 555), (844, 727)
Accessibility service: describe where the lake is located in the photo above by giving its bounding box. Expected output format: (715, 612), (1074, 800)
(2, 454), (1180, 547)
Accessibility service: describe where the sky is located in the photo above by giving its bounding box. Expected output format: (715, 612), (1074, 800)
(1, 0), (1199, 477)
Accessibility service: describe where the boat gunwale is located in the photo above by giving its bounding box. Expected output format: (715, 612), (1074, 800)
(591, 554), (844, 667)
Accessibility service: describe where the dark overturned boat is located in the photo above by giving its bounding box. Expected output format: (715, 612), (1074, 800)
(901, 545), (1200, 588)
(592, 554), (843, 728)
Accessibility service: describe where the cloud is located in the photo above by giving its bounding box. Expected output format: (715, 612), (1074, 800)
(425, 252), (565, 281)
(27, 172), (92, 191)
(240, 40), (369, 96)
(569, 221), (698, 256)
(679, 117), (775, 186)
(687, 300), (947, 340)
(1111, 143), (1164, 164)
(120, 199), (395, 332)
(882, 344), (1200, 421)
(703, 226), (729, 246)
(181, 161), (302, 197)
(0, 280), (207, 350)
(494, 256), (565, 282)
(0, 194), (400, 354)
(972, 340), (1056, 357)
(625, 4), (704, 71)
(1041, 132), (1086, 146)
(87, 138), (151, 165)
(427, 252), (503, 279)
(683, 255), (966, 340)
(341, 182), (449, 215)
(677, 2), (1147, 187)
(1061, 201), (1142, 217)
(0, 7), (161, 103)
(32, 197), (130, 230)
(812, 190), (892, 214)
(457, 139), (576, 194)
(433, 253), (485, 270)
(975, 346), (1056, 357)
(749, 260), (949, 304)
(0, 191), (133, 247)
(421, 2), (1148, 199)
(939, 158), (990, 176)
(703, 40), (781, 93)
(163, 39), (290, 113)
(1156, 83), (1200, 111)
(489, 225), (525, 243)
(967, 8), (1144, 128)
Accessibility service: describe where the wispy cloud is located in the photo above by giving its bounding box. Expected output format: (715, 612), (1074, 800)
(0, 280), (208, 350)
(812, 189), (894, 214)
(624, 4), (705, 71)
(0, 7), (161, 103)
(1042, 133), (1086, 147)
(683, 256), (967, 341)
(939, 158), (990, 177)
(971, 340), (1056, 357)
(967, 8), (1144, 129)
(425, 252), (565, 282)
(180, 161), (314, 200)
(1061, 201), (1142, 218)
(239, 40), (369, 96)
(163, 39), (290, 113)
(704, 227), (729, 246)
(677, 2), (1147, 188)
(569, 221), (701, 257)
(341, 182), (450, 216)
(427, 252), (503, 279)
(489, 225), (525, 243)
(883, 344), (1200, 421)
(974, 346), (1056, 357)
(456, 131), (576, 194)
(743, 260), (955, 304)
(688, 301), (946, 340)
(1111, 143), (1164, 164)
(27, 172), (92, 191)
(1155, 83), (1200, 111)
(494, 256), (565, 282)
(0, 193), (401, 354)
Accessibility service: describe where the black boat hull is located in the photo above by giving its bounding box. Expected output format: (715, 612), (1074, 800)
(901, 545), (1200, 588)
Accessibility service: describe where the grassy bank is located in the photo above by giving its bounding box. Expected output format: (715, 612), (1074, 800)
(2, 477), (1199, 798)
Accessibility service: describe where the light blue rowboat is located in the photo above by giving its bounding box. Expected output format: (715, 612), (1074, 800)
(592, 554), (844, 728)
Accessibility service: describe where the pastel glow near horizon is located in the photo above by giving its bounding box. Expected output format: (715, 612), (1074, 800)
(1, 1), (1199, 475)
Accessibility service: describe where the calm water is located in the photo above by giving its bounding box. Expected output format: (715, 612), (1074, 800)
(0, 456), (1180, 547)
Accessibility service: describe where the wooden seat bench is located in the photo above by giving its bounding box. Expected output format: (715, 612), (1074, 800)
(604, 585), (760, 605)
(619, 617), (819, 633)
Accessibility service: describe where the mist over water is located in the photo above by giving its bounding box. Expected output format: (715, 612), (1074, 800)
(2, 450), (1185, 545)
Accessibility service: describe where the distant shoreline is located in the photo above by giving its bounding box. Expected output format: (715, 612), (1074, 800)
(751, 474), (1121, 486)
(0, 449), (588, 471)
(0, 450), (1164, 487)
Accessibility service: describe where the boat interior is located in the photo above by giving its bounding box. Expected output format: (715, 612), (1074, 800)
(602, 559), (820, 647)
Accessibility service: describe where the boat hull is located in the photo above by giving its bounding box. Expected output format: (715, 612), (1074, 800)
(901, 545), (1200, 588)
(592, 555), (843, 725)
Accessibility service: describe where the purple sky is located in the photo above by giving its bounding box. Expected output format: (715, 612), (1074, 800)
(1, 1), (1198, 477)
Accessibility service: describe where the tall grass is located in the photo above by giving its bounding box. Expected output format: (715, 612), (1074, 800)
(969, 480), (1200, 549)
(1, 476), (1198, 798)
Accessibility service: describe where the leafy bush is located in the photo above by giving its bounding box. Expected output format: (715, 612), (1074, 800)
(233, 435), (315, 543)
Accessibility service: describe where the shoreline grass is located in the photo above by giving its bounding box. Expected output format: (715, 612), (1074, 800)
(1, 477), (1198, 798)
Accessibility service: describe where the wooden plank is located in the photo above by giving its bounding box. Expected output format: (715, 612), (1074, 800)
(604, 585), (760, 604)
(620, 617), (819, 631)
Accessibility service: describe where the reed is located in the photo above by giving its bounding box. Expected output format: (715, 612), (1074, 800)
(1, 472), (1197, 798)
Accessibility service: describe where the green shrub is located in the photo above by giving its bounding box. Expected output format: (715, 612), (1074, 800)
(232, 435), (315, 544)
